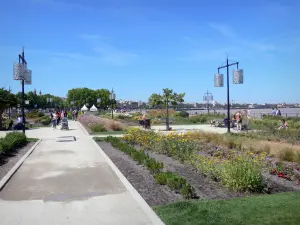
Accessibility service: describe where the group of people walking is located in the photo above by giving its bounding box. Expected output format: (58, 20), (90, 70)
(50, 110), (68, 129)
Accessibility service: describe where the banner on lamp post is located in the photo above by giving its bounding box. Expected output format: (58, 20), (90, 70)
(24, 69), (32, 85)
(214, 74), (224, 87)
(13, 63), (25, 80)
(233, 69), (244, 84)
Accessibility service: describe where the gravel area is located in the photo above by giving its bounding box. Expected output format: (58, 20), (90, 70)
(98, 142), (182, 206)
(144, 150), (246, 200)
(0, 142), (35, 180)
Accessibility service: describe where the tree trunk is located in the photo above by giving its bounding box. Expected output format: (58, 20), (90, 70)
(166, 101), (169, 131)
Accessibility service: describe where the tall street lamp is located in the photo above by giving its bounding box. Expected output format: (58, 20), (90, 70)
(97, 97), (101, 111)
(138, 101), (142, 113)
(215, 55), (244, 133)
(109, 89), (116, 119)
(13, 47), (32, 134)
(203, 90), (213, 114)
(47, 97), (53, 109)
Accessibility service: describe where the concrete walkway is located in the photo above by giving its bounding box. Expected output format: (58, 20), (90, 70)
(0, 121), (164, 225)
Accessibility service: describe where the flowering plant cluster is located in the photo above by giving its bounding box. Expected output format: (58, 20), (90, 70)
(123, 128), (196, 162)
(78, 114), (126, 131)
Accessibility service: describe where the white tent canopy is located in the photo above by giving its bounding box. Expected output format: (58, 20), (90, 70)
(90, 104), (98, 112)
(81, 104), (88, 111)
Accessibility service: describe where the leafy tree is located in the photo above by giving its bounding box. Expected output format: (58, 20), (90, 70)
(67, 88), (110, 110)
(148, 88), (185, 130)
(0, 88), (17, 128)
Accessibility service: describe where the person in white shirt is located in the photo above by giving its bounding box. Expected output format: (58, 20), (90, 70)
(17, 116), (23, 124)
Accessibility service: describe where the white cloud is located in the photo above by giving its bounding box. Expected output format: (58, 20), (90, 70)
(208, 23), (237, 38)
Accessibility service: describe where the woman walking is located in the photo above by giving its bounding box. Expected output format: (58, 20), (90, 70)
(52, 112), (57, 129)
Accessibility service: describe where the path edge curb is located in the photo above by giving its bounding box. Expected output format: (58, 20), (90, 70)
(0, 139), (42, 191)
(91, 140), (165, 225)
(78, 122), (165, 225)
(77, 120), (90, 136)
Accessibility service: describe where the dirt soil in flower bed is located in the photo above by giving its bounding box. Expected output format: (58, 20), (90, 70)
(97, 142), (182, 206)
(0, 142), (35, 180)
(141, 148), (246, 200)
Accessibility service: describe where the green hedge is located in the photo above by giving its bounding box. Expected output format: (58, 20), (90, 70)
(0, 132), (27, 154)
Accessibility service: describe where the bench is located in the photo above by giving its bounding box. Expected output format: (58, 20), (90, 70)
(211, 119), (224, 127)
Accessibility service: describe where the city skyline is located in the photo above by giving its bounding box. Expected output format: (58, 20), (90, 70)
(1, 0), (300, 103)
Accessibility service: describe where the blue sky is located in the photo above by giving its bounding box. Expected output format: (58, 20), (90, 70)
(1, 0), (300, 103)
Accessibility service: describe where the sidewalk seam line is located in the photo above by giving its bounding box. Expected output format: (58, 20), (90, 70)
(0, 139), (42, 191)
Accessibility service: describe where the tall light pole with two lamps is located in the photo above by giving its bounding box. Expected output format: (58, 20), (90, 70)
(214, 56), (244, 133)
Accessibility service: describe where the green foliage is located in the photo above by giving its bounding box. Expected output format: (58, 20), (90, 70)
(148, 88), (185, 108)
(104, 136), (163, 174)
(0, 88), (17, 128)
(189, 114), (225, 124)
(277, 148), (300, 163)
(104, 136), (196, 199)
(68, 111), (73, 119)
(3, 119), (13, 129)
(180, 184), (197, 199)
(40, 115), (51, 125)
(175, 111), (189, 118)
(67, 88), (110, 109)
(0, 132), (27, 154)
(166, 173), (187, 191)
(154, 172), (169, 185)
(90, 124), (106, 132)
(155, 192), (300, 225)
(38, 112), (45, 117)
(221, 155), (264, 192)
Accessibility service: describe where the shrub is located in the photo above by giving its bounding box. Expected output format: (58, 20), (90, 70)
(78, 114), (126, 131)
(38, 112), (45, 117)
(40, 115), (51, 125)
(176, 111), (189, 118)
(166, 174), (187, 191)
(221, 154), (264, 192)
(68, 111), (73, 119)
(3, 119), (13, 129)
(155, 172), (168, 185)
(181, 184), (197, 199)
(111, 122), (123, 131)
(0, 132), (27, 154)
(277, 148), (300, 163)
(90, 124), (106, 132)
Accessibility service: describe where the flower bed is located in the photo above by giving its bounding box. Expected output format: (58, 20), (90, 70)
(104, 136), (197, 199)
(122, 128), (300, 193)
(78, 114), (127, 132)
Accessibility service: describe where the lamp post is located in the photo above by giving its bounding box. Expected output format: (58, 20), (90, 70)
(97, 97), (101, 111)
(8, 86), (11, 119)
(109, 89), (116, 119)
(70, 100), (74, 110)
(203, 90), (213, 114)
(47, 97), (53, 109)
(215, 55), (243, 133)
(138, 101), (142, 113)
(13, 47), (32, 134)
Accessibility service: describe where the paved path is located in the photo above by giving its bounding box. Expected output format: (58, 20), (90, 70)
(0, 121), (164, 225)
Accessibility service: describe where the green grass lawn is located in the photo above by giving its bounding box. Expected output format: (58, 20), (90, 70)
(27, 138), (39, 142)
(154, 192), (300, 225)
(91, 130), (126, 135)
